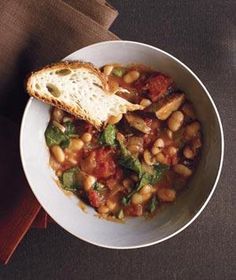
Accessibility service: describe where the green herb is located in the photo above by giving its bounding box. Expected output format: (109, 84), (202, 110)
(99, 124), (117, 147)
(118, 140), (142, 177)
(112, 67), (125, 77)
(45, 123), (69, 148)
(122, 172), (152, 204)
(149, 196), (158, 213)
(121, 164), (169, 205)
(151, 164), (169, 184)
(60, 167), (80, 191)
(136, 172), (153, 192)
(64, 121), (77, 137)
(60, 138), (70, 149)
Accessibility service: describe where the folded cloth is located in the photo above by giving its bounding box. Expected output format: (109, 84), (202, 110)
(0, 116), (41, 264)
(0, 0), (119, 264)
(64, 0), (118, 29)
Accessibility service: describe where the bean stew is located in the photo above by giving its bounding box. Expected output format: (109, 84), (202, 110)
(45, 64), (202, 220)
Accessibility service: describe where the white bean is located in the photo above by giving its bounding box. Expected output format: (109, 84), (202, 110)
(140, 98), (152, 108)
(83, 175), (96, 191)
(153, 138), (165, 148)
(157, 188), (176, 202)
(184, 122), (200, 140)
(51, 145), (65, 163)
(183, 146), (194, 159)
(167, 146), (178, 156)
(155, 152), (167, 164)
(168, 111), (184, 132)
(81, 133), (92, 143)
(173, 164), (192, 177)
(123, 70), (140, 83)
(151, 146), (161, 155)
(69, 138), (84, 151)
(131, 193), (143, 205)
(143, 149), (156, 165)
(139, 184), (152, 195)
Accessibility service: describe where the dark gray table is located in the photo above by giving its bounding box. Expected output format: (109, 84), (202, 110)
(1, 1), (235, 279)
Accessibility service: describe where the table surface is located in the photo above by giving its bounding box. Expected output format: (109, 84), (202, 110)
(1, 0), (235, 279)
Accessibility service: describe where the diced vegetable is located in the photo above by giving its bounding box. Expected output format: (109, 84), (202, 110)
(88, 190), (103, 208)
(45, 123), (69, 148)
(155, 93), (185, 120)
(99, 124), (117, 147)
(61, 167), (80, 191)
(82, 148), (116, 179)
(46, 63), (202, 220)
(149, 196), (158, 213)
(125, 113), (151, 134)
(112, 67), (125, 77)
(117, 209), (124, 219)
(118, 139), (142, 176)
(147, 74), (172, 102)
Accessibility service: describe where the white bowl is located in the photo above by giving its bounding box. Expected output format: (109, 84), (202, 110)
(20, 41), (224, 249)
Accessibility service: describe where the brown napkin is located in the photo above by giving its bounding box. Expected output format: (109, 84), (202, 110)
(64, 0), (118, 29)
(0, 0), (119, 264)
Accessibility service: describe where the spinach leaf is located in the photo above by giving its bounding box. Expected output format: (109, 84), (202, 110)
(151, 164), (169, 184)
(149, 196), (158, 213)
(118, 140), (142, 176)
(99, 124), (117, 147)
(121, 164), (169, 205)
(60, 138), (70, 149)
(61, 167), (80, 191)
(136, 172), (153, 192)
(64, 121), (77, 137)
(45, 123), (69, 148)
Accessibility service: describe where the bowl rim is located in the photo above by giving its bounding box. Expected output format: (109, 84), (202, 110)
(20, 40), (224, 249)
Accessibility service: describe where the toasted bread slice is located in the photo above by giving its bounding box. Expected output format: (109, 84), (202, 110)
(26, 61), (142, 129)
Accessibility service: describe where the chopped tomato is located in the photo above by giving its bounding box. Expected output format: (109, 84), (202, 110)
(124, 204), (143, 216)
(106, 168), (123, 190)
(106, 178), (117, 190)
(83, 147), (116, 179)
(88, 190), (102, 208)
(147, 74), (172, 102)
